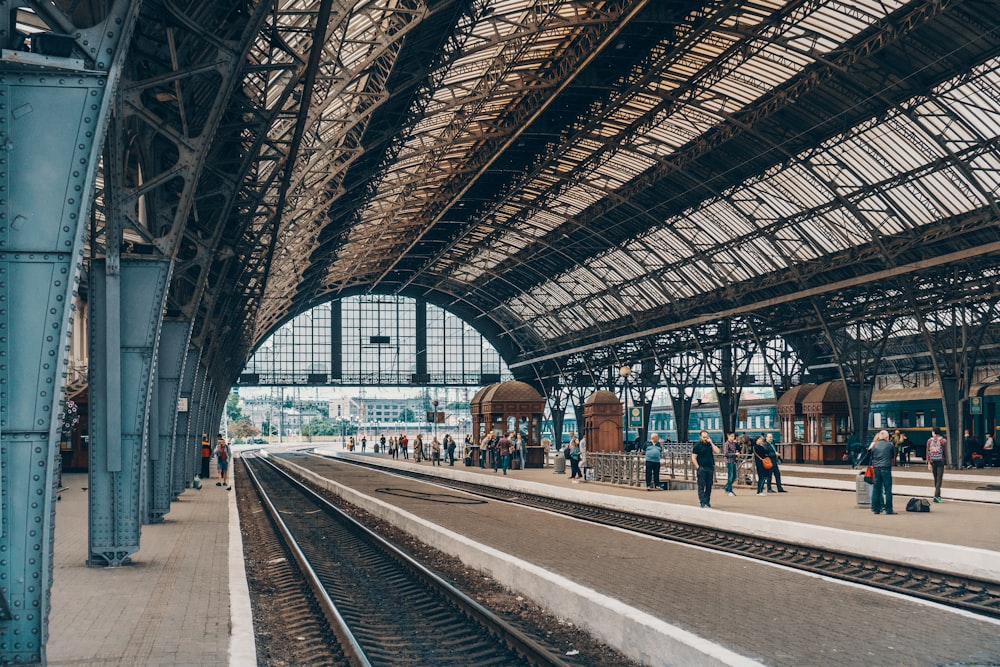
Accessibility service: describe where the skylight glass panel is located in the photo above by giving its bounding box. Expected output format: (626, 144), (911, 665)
(768, 164), (833, 209)
(967, 153), (1000, 193)
(775, 222), (831, 257)
(637, 227), (696, 261)
(709, 248), (756, 282)
(874, 184), (940, 227)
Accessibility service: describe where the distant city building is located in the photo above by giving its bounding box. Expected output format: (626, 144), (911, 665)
(329, 396), (427, 423)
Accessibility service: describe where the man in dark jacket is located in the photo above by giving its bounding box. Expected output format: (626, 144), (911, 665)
(691, 431), (720, 508)
(867, 430), (895, 515)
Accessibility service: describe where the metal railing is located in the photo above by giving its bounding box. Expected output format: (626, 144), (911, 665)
(587, 450), (756, 488)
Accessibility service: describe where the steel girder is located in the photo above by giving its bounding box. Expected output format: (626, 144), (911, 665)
(149, 319), (191, 521)
(455, 0), (982, 313)
(172, 347), (199, 496)
(187, 361), (208, 480)
(87, 258), (171, 566)
(0, 1), (139, 661)
(202, 0), (435, 382)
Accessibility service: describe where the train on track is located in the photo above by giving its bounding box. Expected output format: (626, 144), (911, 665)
(544, 397), (780, 445)
(544, 385), (1000, 456)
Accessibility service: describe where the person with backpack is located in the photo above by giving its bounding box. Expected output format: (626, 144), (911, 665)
(926, 427), (948, 503)
(216, 434), (231, 490)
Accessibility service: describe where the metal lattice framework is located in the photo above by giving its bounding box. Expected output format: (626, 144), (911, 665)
(27, 0), (1000, 391)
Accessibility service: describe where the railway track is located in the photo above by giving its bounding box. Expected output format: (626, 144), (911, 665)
(318, 454), (1000, 620)
(242, 455), (573, 667)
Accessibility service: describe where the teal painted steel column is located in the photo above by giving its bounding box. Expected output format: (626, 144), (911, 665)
(150, 320), (190, 519)
(171, 344), (197, 497)
(174, 348), (201, 495)
(88, 258), (171, 566)
(188, 361), (209, 480)
(0, 3), (139, 661)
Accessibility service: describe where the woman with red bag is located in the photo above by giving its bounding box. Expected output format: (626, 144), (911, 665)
(753, 435), (773, 496)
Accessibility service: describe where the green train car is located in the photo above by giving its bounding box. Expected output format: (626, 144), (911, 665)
(870, 386), (1000, 460)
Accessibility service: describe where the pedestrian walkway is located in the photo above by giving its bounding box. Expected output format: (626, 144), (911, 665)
(46, 472), (254, 667)
(321, 449), (1000, 571)
(43, 446), (1000, 667)
(284, 451), (1000, 667)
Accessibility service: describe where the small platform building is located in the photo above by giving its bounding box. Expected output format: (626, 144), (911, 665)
(801, 381), (850, 464)
(469, 381), (546, 467)
(583, 390), (624, 452)
(776, 383), (816, 463)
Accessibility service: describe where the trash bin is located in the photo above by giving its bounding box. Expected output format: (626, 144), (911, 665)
(856, 473), (872, 508)
(553, 450), (566, 474)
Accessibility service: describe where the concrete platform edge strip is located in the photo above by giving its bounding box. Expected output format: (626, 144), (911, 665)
(228, 475), (258, 666)
(329, 452), (1000, 585)
(276, 456), (763, 667)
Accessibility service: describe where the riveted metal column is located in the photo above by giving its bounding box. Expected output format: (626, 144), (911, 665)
(205, 382), (220, 441)
(143, 367), (158, 523)
(150, 320), (190, 518)
(0, 2), (139, 661)
(172, 347), (198, 496)
(188, 361), (208, 481)
(88, 258), (171, 566)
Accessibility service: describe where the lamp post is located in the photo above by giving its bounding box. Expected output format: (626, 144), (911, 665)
(432, 399), (439, 440)
(620, 365), (632, 451)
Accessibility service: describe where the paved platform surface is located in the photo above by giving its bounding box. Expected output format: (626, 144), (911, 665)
(46, 471), (254, 667)
(287, 451), (1000, 666)
(44, 446), (999, 666)
(320, 447), (1000, 552)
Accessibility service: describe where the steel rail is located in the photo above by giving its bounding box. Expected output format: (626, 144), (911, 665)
(245, 454), (573, 667)
(243, 455), (372, 666)
(321, 455), (1000, 620)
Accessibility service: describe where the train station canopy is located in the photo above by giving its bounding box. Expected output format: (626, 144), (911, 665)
(57, 0), (1000, 385)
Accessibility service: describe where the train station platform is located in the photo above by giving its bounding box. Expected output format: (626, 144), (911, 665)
(280, 450), (1000, 666)
(46, 472), (255, 667)
(314, 449), (1000, 576)
(43, 448), (1000, 666)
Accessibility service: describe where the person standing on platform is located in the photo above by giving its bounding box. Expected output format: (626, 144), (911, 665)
(498, 432), (513, 475)
(568, 437), (583, 481)
(753, 435), (772, 495)
(490, 433), (501, 472)
(867, 429), (895, 514)
(723, 432), (739, 496)
(216, 435), (230, 489)
(645, 433), (662, 491)
(200, 434), (212, 480)
(962, 429), (981, 468)
(380, 434), (386, 454)
(893, 429), (910, 467)
(764, 433), (787, 492)
(691, 430), (720, 508)
(926, 427), (948, 503)
(446, 434), (457, 466)
(361, 435), (367, 453)
(400, 434), (409, 460)
(431, 437), (442, 466)
(413, 434), (424, 462)
(516, 432), (527, 470)
(481, 431), (492, 468)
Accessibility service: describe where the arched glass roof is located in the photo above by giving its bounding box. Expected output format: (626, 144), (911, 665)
(243, 295), (512, 386)
(509, 54), (1000, 339)
(95, 0), (1000, 385)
